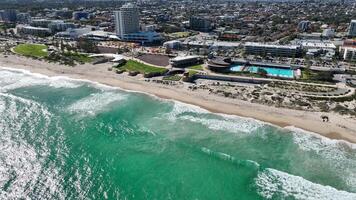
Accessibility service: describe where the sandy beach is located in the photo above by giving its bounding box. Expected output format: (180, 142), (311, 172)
(1, 54), (356, 143)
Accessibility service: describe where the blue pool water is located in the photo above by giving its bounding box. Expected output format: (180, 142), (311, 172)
(230, 65), (294, 78)
(230, 65), (243, 72)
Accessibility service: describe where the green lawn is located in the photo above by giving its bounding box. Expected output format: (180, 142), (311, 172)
(188, 70), (199, 77)
(163, 75), (182, 81)
(187, 64), (204, 71)
(13, 44), (48, 58)
(120, 60), (167, 74)
(168, 32), (191, 38)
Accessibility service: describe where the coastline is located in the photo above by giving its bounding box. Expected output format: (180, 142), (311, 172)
(1, 54), (356, 143)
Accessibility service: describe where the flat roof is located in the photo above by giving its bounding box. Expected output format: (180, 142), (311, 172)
(245, 42), (300, 49)
(171, 55), (200, 62)
(18, 25), (50, 31)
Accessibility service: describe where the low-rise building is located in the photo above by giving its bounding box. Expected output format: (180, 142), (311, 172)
(340, 47), (356, 61)
(17, 25), (51, 37)
(48, 21), (76, 33)
(31, 19), (54, 28)
(0, 9), (17, 23)
(300, 41), (336, 50)
(73, 11), (90, 20)
(121, 31), (162, 44)
(170, 55), (202, 68)
(163, 40), (182, 49)
(16, 13), (32, 24)
(189, 16), (212, 32)
(322, 29), (335, 38)
(340, 40), (356, 61)
(244, 42), (302, 58)
(55, 28), (92, 39)
(298, 20), (311, 32)
(218, 30), (240, 41)
(348, 20), (356, 37)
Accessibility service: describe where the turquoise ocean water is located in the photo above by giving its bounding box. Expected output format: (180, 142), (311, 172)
(1, 67), (356, 199)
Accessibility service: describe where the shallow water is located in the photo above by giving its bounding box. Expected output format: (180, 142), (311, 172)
(1, 67), (356, 199)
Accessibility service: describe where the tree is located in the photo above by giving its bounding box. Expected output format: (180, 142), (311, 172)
(77, 38), (99, 53)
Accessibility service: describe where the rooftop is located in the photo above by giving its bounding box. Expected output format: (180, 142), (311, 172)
(245, 42), (300, 49)
(171, 55), (200, 62)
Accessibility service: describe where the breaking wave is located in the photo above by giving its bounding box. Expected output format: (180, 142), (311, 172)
(67, 92), (127, 116)
(255, 168), (356, 200)
(0, 68), (82, 92)
(166, 101), (263, 134)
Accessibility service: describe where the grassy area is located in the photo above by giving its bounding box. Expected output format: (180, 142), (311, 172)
(168, 32), (191, 38)
(120, 60), (167, 74)
(63, 52), (93, 63)
(13, 44), (48, 58)
(301, 69), (334, 84)
(188, 70), (199, 77)
(163, 75), (182, 81)
(187, 65), (204, 71)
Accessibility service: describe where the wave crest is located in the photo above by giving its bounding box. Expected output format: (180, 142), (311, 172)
(255, 168), (356, 200)
(67, 92), (127, 116)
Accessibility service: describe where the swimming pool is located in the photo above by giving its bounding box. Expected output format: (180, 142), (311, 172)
(230, 65), (294, 78)
(230, 65), (244, 72)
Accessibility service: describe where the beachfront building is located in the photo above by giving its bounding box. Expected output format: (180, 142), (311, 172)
(114, 3), (161, 44)
(244, 42), (302, 58)
(348, 20), (356, 37)
(114, 3), (140, 39)
(170, 56), (202, 68)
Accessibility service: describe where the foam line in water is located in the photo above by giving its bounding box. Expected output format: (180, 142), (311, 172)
(0, 92), (64, 199)
(286, 126), (356, 150)
(286, 126), (356, 190)
(0, 67), (82, 91)
(201, 147), (260, 169)
(255, 168), (356, 200)
(67, 92), (127, 116)
(166, 101), (263, 133)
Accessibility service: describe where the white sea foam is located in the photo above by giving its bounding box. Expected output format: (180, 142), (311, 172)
(166, 101), (208, 120)
(201, 147), (260, 169)
(166, 101), (262, 133)
(0, 93), (64, 199)
(286, 126), (356, 150)
(0, 68), (81, 92)
(286, 126), (356, 191)
(182, 115), (262, 133)
(67, 92), (127, 116)
(255, 168), (356, 200)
